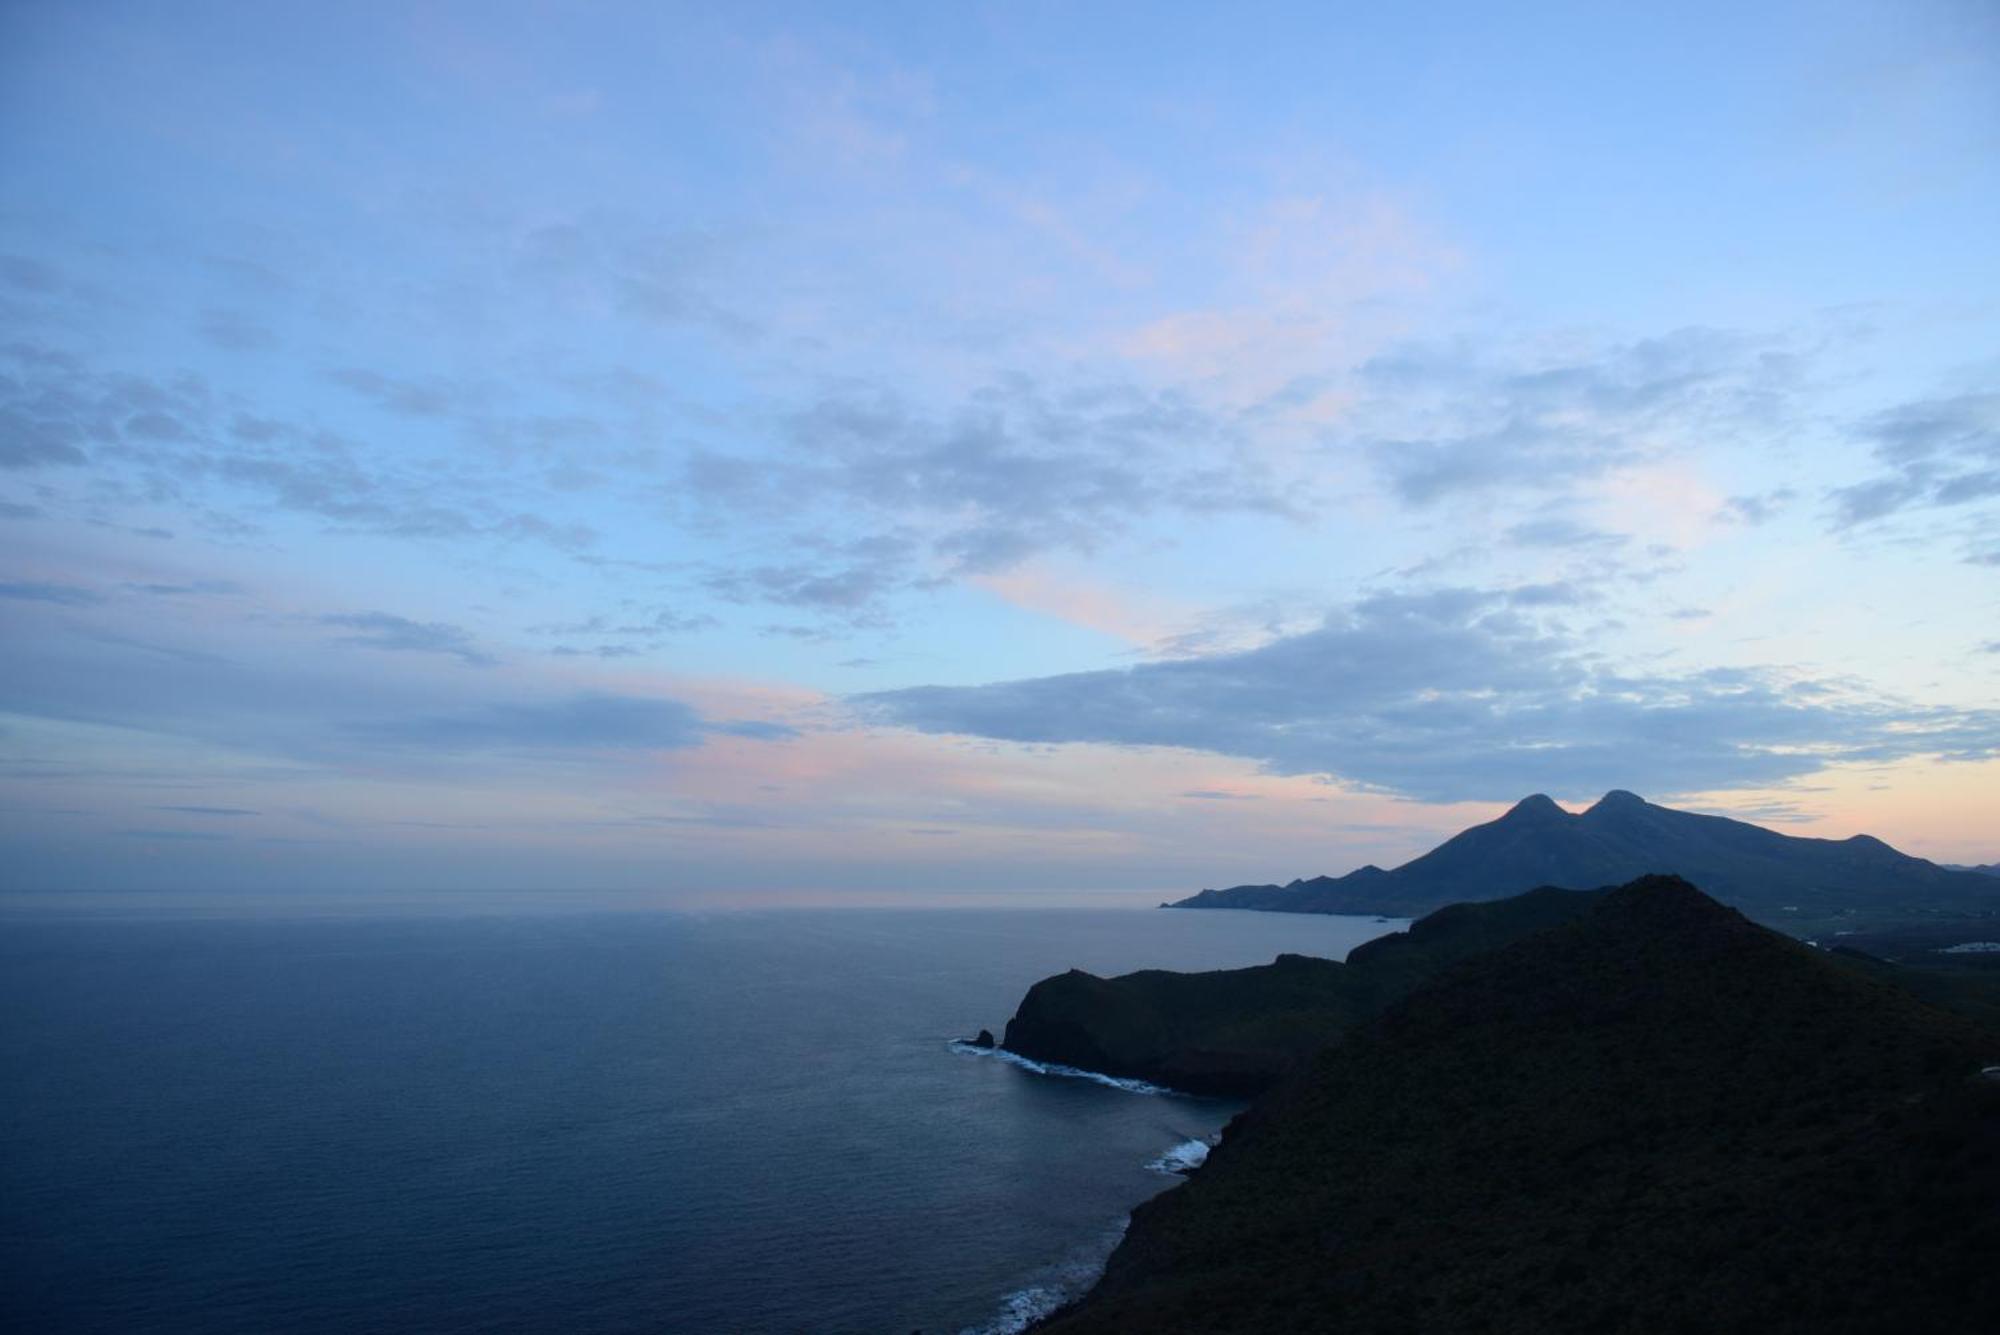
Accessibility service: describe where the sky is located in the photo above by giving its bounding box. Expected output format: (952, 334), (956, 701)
(2, 0), (1997, 906)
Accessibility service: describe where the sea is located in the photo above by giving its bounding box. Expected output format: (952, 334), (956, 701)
(0, 903), (1397, 1334)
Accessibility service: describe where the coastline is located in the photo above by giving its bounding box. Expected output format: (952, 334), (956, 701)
(943, 1039), (1234, 1335)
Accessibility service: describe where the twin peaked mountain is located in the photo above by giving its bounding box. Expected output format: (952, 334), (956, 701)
(1170, 789), (1994, 920)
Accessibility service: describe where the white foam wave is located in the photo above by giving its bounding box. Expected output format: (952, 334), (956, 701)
(959, 1219), (1128, 1335)
(947, 1040), (1179, 1095)
(1144, 1136), (1212, 1176)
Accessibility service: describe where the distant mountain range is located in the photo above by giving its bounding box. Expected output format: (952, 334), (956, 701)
(1170, 790), (1997, 922)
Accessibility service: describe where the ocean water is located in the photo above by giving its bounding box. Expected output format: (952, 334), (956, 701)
(0, 905), (1395, 1334)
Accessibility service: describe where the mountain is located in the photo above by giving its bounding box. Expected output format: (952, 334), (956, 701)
(1041, 876), (2000, 1334)
(1948, 863), (2000, 878)
(1001, 887), (1600, 1094)
(1170, 789), (1998, 922)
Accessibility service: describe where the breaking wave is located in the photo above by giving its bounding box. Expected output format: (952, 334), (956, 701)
(1144, 1136), (1212, 1175)
(947, 1040), (1181, 1095)
(959, 1129), (1210, 1333)
(959, 1219), (1128, 1335)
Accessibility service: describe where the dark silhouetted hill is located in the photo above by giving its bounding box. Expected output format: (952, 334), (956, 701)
(1001, 887), (1598, 1094)
(1171, 790), (1998, 922)
(1041, 876), (2000, 1334)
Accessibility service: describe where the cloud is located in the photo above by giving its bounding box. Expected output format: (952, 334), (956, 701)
(0, 255), (65, 294)
(550, 644), (643, 659)
(1687, 799), (1819, 825)
(0, 579), (101, 606)
(0, 406), (90, 468)
(0, 590), (794, 782)
(1505, 581), (1589, 607)
(117, 828), (231, 842)
(513, 219), (757, 338)
(198, 309), (278, 352)
(1373, 419), (1638, 506)
(1351, 328), (1807, 506)
(0, 349), (600, 552)
(128, 579), (244, 596)
(682, 376), (1299, 604)
(1503, 516), (1626, 549)
(354, 692), (718, 751)
(531, 605), (719, 658)
(705, 554), (907, 619)
(1830, 391), (2000, 527)
(1717, 489), (1796, 525)
(320, 612), (497, 667)
(328, 368), (459, 417)
(712, 718), (801, 741)
(858, 587), (1999, 803)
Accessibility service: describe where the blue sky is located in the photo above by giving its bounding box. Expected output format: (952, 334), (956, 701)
(2, 1), (1996, 904)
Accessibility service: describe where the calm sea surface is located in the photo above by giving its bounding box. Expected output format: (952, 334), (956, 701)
(0, 906), (1395, 1334)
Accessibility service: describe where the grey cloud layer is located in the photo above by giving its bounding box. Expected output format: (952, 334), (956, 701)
(6, 325), (1299, 630)
(320, 612), (497, 667)
(1831, 392), (2000, 528)
(351, 693), (709, 751)
(858, 588), (1997, 803)
(1, 594), (792, 771)
(1349, 328), (1807, 505)
(685, 378), (1299, 580)
(9, 272), (1989, 651)
(0, 342), (602, 552)
(0, 579), (102, 606)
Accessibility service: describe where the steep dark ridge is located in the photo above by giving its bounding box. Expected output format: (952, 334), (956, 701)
(1001, 886), (1601, 1094)
(1171, 789), (1999, 922)
(1042, 876), (2000, 1334)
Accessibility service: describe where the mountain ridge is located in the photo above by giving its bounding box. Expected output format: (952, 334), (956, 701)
(1170, 789), (1997, 922)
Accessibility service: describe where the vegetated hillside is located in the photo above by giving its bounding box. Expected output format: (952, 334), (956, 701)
(1002, 887), (1599, 1094)
(1824, 945), (2000, 1035)
(1043, 876), (2000, 1335)
(1171, 789), (1998, 922)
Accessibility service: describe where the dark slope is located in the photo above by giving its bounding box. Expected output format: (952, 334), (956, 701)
(1824, 945), (2000, 1034)
(1172, 789), (1998, 921)
(1003, 887), (1598, 1093)
(1044, 877), (2000, 1335)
